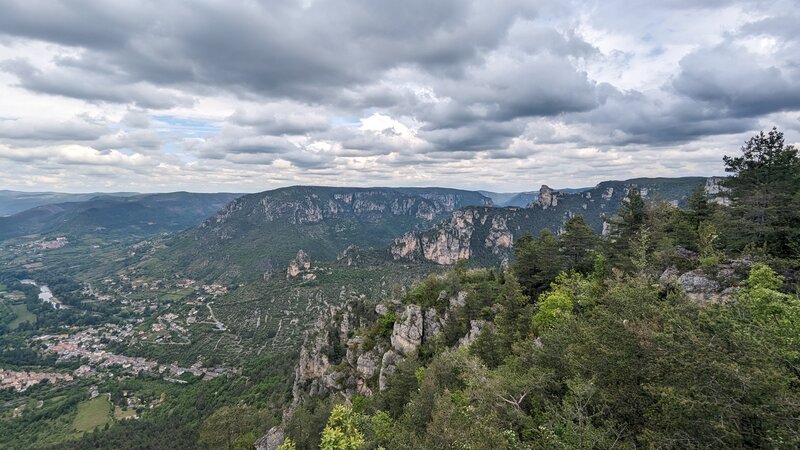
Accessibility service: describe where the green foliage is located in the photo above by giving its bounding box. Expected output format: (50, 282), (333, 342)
(276, 438), (297, 450)
(198, 404), (267, 449)
(559, 216), (599, 274)
(512, 230), (564, 299)
(531, 291), (573, 335)
(722, 127), (800, 259)
(319, 404), (366, 450)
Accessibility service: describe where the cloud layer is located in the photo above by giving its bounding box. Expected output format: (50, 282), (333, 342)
(0, 0), (798, 192)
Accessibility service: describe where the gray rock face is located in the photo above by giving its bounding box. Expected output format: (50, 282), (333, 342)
(379, 350), (401, 391)
(255, 427), (285, 450)
(678, 271), (720, 293)
(457, 320), (487, 348)
(529, 185), (558, 208)
(423, 308), (444, 343)
(449, 291), (468, 309)
(356, 351), (380, 379)
(659, 266), (680, 285)
(389, 209), (475, 264)
(484, 215), (514, 255)
(678, 271), (724, 303)
(391, 305), (424, 354)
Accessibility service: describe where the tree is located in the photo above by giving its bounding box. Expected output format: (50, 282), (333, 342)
(512, 230), (565, 299)
(319, 405), (366, 450)
(687, 185), (712, 228)
(722, 127), (800, 258)
(560, 216), (599, 274)
(198, 405), (264, 450)
(617, 187), (646, 239)
(276, 439), (297, 450)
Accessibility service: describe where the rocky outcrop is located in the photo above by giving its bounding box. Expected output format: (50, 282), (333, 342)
(457, 320), (488, 348)
(389, 209), (476, 264)
(286, 250), (311, 278)
(291, 289), (475, 402)
(484, 216), (514, 257)
(678, 271), (724, 303)
(378, 350), (401, 391)
(705, 177), (731, 206)
(255, 427), (285, 450)
(391, 305), (424, 354)
(248, 188), (490, 227)
(529, 185), (559, 209)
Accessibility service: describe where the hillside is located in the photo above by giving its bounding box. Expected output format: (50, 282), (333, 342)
(146, 186), (491, 281)
(389, 177), (708, 266)
(0, 190), (139, 217)
(0, 192), (241, 240)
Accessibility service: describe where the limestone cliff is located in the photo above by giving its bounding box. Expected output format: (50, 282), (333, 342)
(290, 288), (479, 406)
(389, 209), (477, 264)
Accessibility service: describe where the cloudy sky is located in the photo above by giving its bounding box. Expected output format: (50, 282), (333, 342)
(0, 0), (798, 193)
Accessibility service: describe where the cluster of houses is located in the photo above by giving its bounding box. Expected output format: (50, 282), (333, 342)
(0, 369), (73, 392)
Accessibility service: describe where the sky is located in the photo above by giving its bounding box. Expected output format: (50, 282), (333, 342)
(0, 0), (798, 193)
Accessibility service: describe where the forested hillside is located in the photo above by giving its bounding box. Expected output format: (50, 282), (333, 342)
(271, 128), (800, 449)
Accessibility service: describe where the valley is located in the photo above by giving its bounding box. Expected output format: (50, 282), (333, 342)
(0, 169), (796, 449)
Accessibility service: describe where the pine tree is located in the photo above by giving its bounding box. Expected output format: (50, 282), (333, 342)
(560, 216), (599, 274)
(722, 127), (800, 258)
(512, 230), (565, 299)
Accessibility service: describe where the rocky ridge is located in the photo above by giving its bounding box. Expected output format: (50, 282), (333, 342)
(290, 288), (484, 406)
(389, 177), (709, 266)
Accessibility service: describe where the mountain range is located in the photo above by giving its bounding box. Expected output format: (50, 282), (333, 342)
(0, 192), (240, 240)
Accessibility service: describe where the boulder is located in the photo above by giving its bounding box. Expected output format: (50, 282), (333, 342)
(678, 271), (724, 303)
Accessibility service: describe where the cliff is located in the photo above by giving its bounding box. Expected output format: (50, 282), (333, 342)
(389, 177), (709, 266)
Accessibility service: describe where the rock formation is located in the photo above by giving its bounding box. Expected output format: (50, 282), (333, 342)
(529, 185), (559, 209)
(255, 427), (285, 450)
(389, 209), (476, 264)
(286, 250), (311, 278)
(390, 305), (424, 354)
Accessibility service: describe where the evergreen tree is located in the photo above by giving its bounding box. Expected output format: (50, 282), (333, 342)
(687, 185), (712, 228)
(511, 230), (565, 299)
(559, 216), (599, 274)
(618, 187), (646, 239)
(722, 127), (800, 258)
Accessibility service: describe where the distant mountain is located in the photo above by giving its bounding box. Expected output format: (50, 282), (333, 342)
(480, 186), (591, 207)
(0, 192), (241, 240)
(0, 190), (139, 216)
(390, 177), (707, 266)
(149, 186), (492, 281)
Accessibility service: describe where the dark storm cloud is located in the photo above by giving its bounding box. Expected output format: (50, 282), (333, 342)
(0, 0), (799, 191)
(672, 43), (800, 118)
(0, 59), (191, 108)
(0, 0), (537, 105)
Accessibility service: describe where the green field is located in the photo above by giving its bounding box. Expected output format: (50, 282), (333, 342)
(8, 302), (35, 330)
(73, 395), (113, 433)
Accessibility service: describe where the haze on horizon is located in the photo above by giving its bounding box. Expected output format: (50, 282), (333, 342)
(0, 0), (798, 194)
